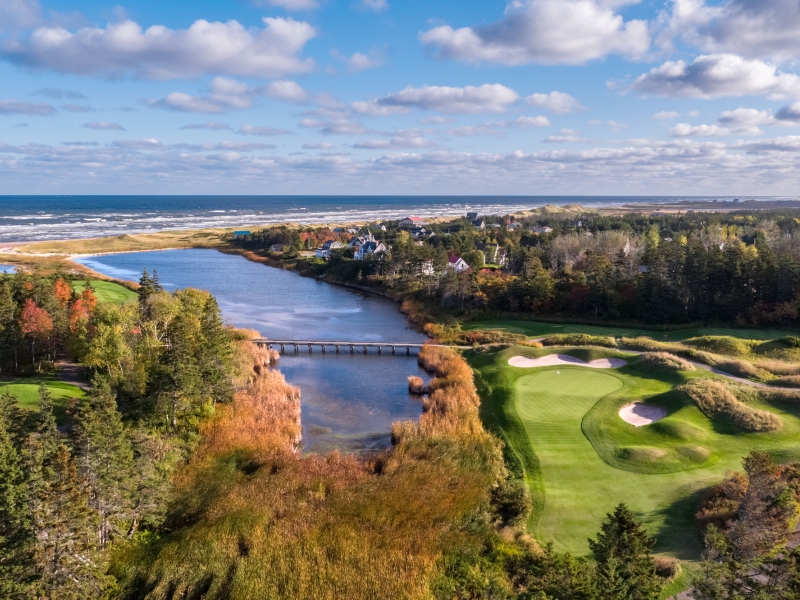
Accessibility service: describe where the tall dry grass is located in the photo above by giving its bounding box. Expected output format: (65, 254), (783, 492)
(541, 333), (617, 348)
(114, 337), (505, 600)
(680, 379), (782, 432)
(640, 352), (696, 372)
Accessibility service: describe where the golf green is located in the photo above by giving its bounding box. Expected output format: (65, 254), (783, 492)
(72, 280), (138, 304)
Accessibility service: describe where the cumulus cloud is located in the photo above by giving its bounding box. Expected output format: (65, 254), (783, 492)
(84, 121), (124, 130)
(300, 118), (370, 135)
(777, 101), (800, 122)
(352, 84), (519, 116)
(1, 17), (316, 80)
(113, 138), (164, 150)
(330, 48), (384, 72)
(265, 80), (309, 103)
(525, 91), (583, 114)
(179, 122), (231, 130)
(668, 123), (730, 137)
(0, 0), (41, 31)
(662, 0), (800, 62)
(420, 0), (649, 66)
(717, 107), (776, 134)
(237, 124), (293, 136)
(544, 134), (589, 143)
(631, 54), (800, 99)
(654, 110), (680, 119)
(156, 78), (309, 113)
(303, 142), (335, 150)
(355, 129), (436, 149)
(0, 99), (55, 115)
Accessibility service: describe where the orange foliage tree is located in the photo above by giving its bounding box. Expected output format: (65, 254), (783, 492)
(20, 298), (54, 369)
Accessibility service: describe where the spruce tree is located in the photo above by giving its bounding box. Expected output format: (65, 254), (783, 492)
(73, 376), (135, 546)
(138, 267), (153, 307)
(588, 503), (662, 600)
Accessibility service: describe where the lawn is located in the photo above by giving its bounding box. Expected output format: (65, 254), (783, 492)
(464, 319), (797, 341)
(0, 376), (85, 424)
(468, 345), (800, 597)
(73, 279), (138, 304)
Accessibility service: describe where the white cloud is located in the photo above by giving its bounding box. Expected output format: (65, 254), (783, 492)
(257, 0), (319, 10)
(525, 91), (583, 114)
(36, 87), (85, 100)
(0, 99), (55, 115)
(84, 121), (124, 130)
(215, 141), (275, 151)
(265, 80), (309, 103)
(447, 115), (552, 138)
(113, 138), (164, 150)
(544, 134), (589, 143)
(0, 0), (41, 31)
(631, 54), (800, 99)
(419, 116), (455, 125)
(717, 107), (775, 134)
(688, 110), (700, 117)
(155, 78), (258, 113)
(420, 0), (649, 66)
(1, 17), (316, 80)
(330, 49), (384, 72)
(668, 123), (730, 137)
(361, 0), (388, 12)
(662, 0), (800, 63)
(355, 129), (436, 149)
(776, 102), (800, 122)
(237, 124), (293, 136)
(300, 118), (370, 135)
(303, 142), (335, 150)
(513, 116), (552, 128)
(736, 135), (800, 154)
(353, 84), (519, 115)
(179, 122), (231, 130)
(607, 120), (628, 132)
(654, 110), (680, 119)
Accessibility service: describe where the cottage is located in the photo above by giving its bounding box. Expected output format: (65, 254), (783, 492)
(355, 241), (387, 260)
(531, 226), (553, 235)
(421, 259), (435, 275)
(471, 219), (486, 230)
(270, 244), (289, 253)
(315, 240), (344, 259)
(508, 222), (523, 230)
(410, 226), (427, 238)
(348, 231), (375, 248)
(447, 255), (470, 272)
(466, 212), (478, 220)
(399, 216), (426, 228)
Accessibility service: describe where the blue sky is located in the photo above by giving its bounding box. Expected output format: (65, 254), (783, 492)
(1, 0), (800, 195)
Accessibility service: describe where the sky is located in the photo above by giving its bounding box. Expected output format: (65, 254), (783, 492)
(1, 0), (800, 195)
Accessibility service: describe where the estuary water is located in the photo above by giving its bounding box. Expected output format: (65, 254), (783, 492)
(74, 249), (427, 453)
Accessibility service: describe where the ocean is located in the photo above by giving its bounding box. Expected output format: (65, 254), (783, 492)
(0, 195), (791, 244)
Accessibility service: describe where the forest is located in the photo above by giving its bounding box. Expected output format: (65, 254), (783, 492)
(235, 209), (800, 328)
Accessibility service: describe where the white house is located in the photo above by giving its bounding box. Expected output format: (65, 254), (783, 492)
(447, 255), (470, 272)
(399, 216), (426, 228)
(532, 226), (553, 235)
(421, 260), (435, 275)
(348, 231), (375, 248)
(315, 240), (344, 259)
(355, 241), (387, 260)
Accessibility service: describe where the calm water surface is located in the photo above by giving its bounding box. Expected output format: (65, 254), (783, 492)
(74, 249), (427, 452)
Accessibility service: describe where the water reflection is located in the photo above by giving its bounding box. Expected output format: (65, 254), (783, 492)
(74, 249), (427, 452)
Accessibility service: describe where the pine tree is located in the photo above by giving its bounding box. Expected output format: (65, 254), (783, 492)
(151, 268), (163, 292)
(72, 376), (135, 546)
(588, 503), (662, 600)
(138, 268), (153, 308)
(36, 384), (60, 460)
(0, 395), (34, 597)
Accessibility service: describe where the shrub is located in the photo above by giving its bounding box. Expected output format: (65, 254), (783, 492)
(540, 334), (617, 348)
(654, 556), (682, 582)
(683, 336), (753, 357)
(640, 352), (696, 372)
(679, 379), (782, 432)
(457, 330), (526, 345)
(620, 337), (684, 353)
(780, 336), (800, 348)
(408, 375), (427, 394)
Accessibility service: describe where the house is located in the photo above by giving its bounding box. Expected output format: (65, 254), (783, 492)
(508, 222), (523, 230)
(270, 244), (289, 253)
(466, 212), (479, 220)
(399, 216), (426, 228)
(356, 241), (387, 260)
(410, 226), (427, 238)
(421, 259), (435, 275)
(532, 226), (553, 235)
(315, 240), (344, 259)
(348, 231), (375, 248)
(447, 255), (470, 272)
(476, 243), (507, 266)
(471, 219), (485, 230)
(486, 223), (502, 229)
(346, 228), (359, 235)
(233, 230), (251, 238)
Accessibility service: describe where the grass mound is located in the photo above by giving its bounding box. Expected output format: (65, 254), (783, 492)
(684, 336), (751, 357)
(640, 352), (696, 372)
(541, 333), (618, 348)
(618, 446), (666, 461)
(770, 375), (800, 388)
(679, 379), (782, 432)
(648, 420), (707, 441)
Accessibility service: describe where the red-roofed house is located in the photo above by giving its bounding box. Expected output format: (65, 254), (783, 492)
(447, 255), (470, 272)
(399, 216), (426, 228)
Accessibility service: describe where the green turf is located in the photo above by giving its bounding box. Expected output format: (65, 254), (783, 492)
(72, 280), (138, 304)
(468, 344), (800, 597)
(0, 377), (85, 424)
(464, 319), (796, 341)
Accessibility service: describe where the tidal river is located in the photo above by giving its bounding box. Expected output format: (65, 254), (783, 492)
(74, 249), (427, 453)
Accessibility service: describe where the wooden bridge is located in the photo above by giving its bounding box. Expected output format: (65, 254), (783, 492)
(253, 339), (450, 356)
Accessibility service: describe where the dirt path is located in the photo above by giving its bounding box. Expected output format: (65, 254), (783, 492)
(56, 360), (91, 391)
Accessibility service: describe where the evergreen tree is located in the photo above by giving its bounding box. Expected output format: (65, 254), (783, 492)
(36, 383), (60, 460)
(72, 376), (135, 546)
(588, 503), (662, 600)
(137, 268), (154, 307)
(151, 268), (163, 292)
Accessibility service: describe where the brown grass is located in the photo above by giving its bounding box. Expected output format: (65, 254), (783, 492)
(620, 337), (685, 353)
(541, 334), (617, 348)
(680, 379), (782, 432)
(640, 352), (696, 371)
(408, 375), (427, 394)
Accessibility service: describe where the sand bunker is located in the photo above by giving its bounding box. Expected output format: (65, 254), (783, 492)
(619, 403), (667, 427)
(508, 354), (627, 369)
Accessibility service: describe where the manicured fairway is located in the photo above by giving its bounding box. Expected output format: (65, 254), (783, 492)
(0, 377), (85, 424)
(465, 319), (796, 341)
(72, 279), (138, 304)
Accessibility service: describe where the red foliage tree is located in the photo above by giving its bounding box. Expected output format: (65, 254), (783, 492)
(54, 279), (72, 307)
(80, 288), (98, 313)
(20, 299), (54, 368)
(69, 298), (91, 334)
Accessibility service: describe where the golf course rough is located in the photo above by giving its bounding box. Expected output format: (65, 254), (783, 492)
(469, 344), (800, 587)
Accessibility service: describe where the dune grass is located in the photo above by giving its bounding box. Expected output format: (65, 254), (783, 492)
(0, 376), (85, 424)
(464, 319), (796, 342)
(72, 279), (138, 304)
(468, 344), (800, 597)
